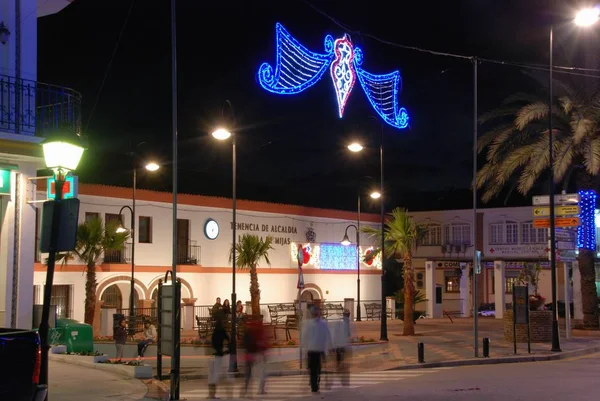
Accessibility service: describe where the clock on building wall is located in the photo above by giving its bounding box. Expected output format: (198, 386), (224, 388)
(204, 219), (219, 240)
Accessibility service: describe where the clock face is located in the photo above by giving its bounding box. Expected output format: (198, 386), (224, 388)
(204, 219), (219, 240)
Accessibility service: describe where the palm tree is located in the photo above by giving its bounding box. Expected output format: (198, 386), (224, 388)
(56, 216), (128, 325)
(363, 207), (427, 335)
(231, 234), (274, 318)
(477, 79), (600, 329)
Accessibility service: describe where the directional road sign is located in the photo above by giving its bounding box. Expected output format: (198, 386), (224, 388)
(532, 205), (579, 217)
(533, 217), (580, 228)
(558, 250), (577, 262)
(532, 193), (579, 206)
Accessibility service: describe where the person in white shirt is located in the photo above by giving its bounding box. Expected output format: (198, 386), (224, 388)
(330, 310), (352, 386)
(301, 305), (332, 393)
(137, 320), (157, 358)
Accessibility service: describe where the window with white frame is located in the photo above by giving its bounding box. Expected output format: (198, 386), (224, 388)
(420, 224), (442, 246)
(489, 221), (519, 244)
(522, 222), (548, 244)
(444, 223), (471, 245)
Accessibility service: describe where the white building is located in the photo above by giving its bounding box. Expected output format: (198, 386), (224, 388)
(32, 183), (384, 327)
(1, 0), (77, 329)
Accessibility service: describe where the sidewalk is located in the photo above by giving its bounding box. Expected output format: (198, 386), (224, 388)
(95, 317), (600, 379)
(49, 360), (156, 401)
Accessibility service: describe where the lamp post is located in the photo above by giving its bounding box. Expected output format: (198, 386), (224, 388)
(341, 223), (360, 320)
(211, 100), (238, 372)
(348, 125), (388, 341)
(116, 159), (159, 335)
(546, 7), (599, 353)
(39, 134), (84, 390)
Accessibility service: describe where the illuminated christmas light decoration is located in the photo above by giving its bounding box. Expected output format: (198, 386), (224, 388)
(257, 23), (410, 130)
(320, 243), (358, 270)
(577, 190), (597, 250)
(330, 35), (356, 117)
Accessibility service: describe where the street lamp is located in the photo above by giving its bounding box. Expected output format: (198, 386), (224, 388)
(211, 99), (238, 372)
(341, 224), (361, 320)
(116, 160), (160, 336)
(346, 122), (388, 341)
(39, 133), (84, 390)
(547, 8), (599, 353)
(370, 191), (381, 199)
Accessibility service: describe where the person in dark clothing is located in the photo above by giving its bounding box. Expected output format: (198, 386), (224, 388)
(222, 299), (232, 316)
(241, 316), (268, 397)
(208, 314), (230, 399)
(113, 318), (127, 360)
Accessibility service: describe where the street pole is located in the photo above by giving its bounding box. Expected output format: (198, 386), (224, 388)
(229, 130), (238, 372)
(39, 170), (65, 390)
(549, 25), (561, 353)
(379, 123), (388, 341)
(128, 166), (136, 336)
(472, 57), (479, 358)
(357, 195), (361, 321)
(170, 0), (181, 398)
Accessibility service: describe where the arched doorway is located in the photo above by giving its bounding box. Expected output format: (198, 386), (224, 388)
(301, 289), (319, 302)
(101, 284), (122, 309)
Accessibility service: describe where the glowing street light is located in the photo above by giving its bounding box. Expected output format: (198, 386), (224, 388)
(145, 162), (160, 172)
(370, 191), (381, 199)
(347, 142), (364, 152)
(574, 7), (600, 27)
(340, 233), (352, 246)
(212, 128), (232, 140)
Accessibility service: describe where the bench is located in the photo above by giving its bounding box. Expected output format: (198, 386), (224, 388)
(322, 303), (344, 320)
(364, 303), (393, 320)
(268, 304), (297, 339)
(273, 314), (299, 341)
(195, 315), (214, 337)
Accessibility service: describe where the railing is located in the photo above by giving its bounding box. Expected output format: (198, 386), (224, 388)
(192, 305), (213, 328)
(177, 240), (201, 265)
(117, 307), (157, 333)
(0, 74), (82, 135)
(103, 243), (132, 264)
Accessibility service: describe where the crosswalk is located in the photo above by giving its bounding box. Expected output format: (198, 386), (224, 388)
(180, 368), (453, 400)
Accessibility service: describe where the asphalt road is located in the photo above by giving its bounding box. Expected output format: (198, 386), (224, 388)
(179, 353), (600, 400)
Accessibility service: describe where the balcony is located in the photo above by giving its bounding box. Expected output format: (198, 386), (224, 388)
(103, 243), (132, 264)
(0, 74), (81, 136)
(177, 240), (201, 265)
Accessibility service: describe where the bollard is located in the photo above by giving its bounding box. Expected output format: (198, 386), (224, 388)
(483, 337), (490, 358)
(417, 342), (425, 363)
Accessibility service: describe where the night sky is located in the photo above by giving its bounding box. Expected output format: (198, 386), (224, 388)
(36, 0), (598, 213)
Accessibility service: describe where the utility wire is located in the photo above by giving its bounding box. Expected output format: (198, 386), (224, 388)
(302, 0), (600, 76)
(84, 0), (136, 133)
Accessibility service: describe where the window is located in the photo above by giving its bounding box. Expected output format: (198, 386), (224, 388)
(446, 223), (471, 245)
(101, 284), (122, 309)
(492, 272), (519, 293)
(85, 212), (99, 223)
(444, 271), (460, 293)
(522, 222), (547, 244)
(505, 276), (518, 294)
(420, 224), (441, 246)
(139, 216), (152, 243)
(490, 221), (519, 244)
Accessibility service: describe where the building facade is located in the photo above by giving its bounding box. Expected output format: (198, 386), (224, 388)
(32, 182), (600, 325)
(1, 0), (78, 328)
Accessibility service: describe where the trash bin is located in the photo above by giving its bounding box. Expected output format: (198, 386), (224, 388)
(48, 327), (65, 346)
(56, 318), (94, 353)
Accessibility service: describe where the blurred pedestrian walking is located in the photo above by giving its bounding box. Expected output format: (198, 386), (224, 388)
(241, 316), (269, 397)
(208, 312), (229, 399)
(330, 309), (352, 386)
(301, 305), (332, 393)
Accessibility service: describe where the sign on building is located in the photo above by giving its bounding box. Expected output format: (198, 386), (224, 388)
(47, 175), (78, 199)
(532, 205), (579, 217)
(0, 169), (10, 195)
(532, 193), (579, 206)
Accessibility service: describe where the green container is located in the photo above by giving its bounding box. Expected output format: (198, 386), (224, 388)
(59, 319), (94, 353)
(48, 327), (65, 345)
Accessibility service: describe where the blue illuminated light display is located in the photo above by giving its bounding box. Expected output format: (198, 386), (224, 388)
(257, 23), (410, 130)
(319, 243), (358, 270)
(577, 190), (597, 250)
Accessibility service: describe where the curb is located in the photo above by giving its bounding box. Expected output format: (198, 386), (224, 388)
(49, 354), (153, 378)
(387, 345), (600, 370)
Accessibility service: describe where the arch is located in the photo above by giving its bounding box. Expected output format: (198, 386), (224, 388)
(301, 283), (323, 300)
(147, 275), (194, 301)
(96, 275), (149, 301)
(100, 284), (122, 309)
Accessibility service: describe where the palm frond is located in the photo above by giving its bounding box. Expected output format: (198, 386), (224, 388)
(231, 234), (274, 270)
(570, 115), (596, 144)
(477, 124), (514, 154)
(553, 139), (575, 181)
(582, 137), (600, 175)
(559, 96), (573, 114)
(479, 107), (520, 124)
(517, 138), (552, 194)
(515, 102), (549, 130)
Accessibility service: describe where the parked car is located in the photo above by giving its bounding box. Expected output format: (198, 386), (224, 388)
(0, 328), (47, 401)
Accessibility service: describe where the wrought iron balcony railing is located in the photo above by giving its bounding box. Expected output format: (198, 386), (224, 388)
(177, 240), (201, 265)
(0, 74), (82, 135)
(103, 243), (132, 264)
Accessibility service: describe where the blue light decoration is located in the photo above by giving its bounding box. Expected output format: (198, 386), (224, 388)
(257, 23), (410, 130)
(319, 243), (358, 270)
(577, 190), (597, 250)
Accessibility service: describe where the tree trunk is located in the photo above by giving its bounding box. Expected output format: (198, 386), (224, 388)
(403, 255), (415, 336)
(578, 249), (599, 329)
(574, 173), (599, 329)
(249, 264), (261, 318)
(84, 263), (97, 325)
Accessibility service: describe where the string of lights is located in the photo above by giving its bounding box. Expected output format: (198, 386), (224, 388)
(301, 0), (600, 79)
